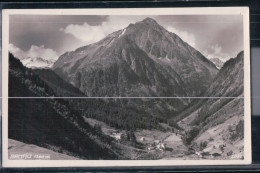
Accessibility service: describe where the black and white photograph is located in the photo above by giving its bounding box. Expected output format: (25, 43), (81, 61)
(2, 8), (251, 167)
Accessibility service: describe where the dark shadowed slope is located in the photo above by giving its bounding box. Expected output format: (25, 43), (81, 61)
(34, 68), (85, 97)
(8, 53), (121, 160)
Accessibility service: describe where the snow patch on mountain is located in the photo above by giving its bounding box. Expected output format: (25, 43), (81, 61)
(9, 44), (58, 69)
(119, 28), (126, 38)
(209, 57), (225, 69)
(21, 57), (56, 69)
(107, 38), (115, 47)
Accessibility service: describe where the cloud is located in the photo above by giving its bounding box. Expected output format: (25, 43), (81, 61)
(60, 16), (147, 44)
(60, 23), (106, 44)
(9, 44), (26, 59)
(203, 44), (230, 62)
(211, 44), (222, 54)
(9, 44), (58, 61)
(166, 26), (196, 48)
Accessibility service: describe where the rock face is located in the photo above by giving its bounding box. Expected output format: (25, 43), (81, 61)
(53, 18), (218, 112)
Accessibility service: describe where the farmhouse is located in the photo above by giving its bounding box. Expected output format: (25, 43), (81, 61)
(140, 137), (146, 142)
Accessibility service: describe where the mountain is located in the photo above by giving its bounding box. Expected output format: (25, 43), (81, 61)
(176, 51), (244, 159)
(175, 51), (244, 122)
(8, 53), (121, 159)
(34, 68), (158, 130)
(52, 17), (218, 113)
(203, 51), (243, 98)
(176, 51), (243, 123)
(18, 56), (55, 69)
(10, 52), (166, 136)
(209, 57), (225, 69)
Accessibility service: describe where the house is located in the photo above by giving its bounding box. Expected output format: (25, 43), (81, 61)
(156, 143), (165, 150)
(195, 151), (202, 158)
(140, 137), (145, 142)
(147, 143), (155, 151)
(111, 133), (121, 141)
(114, 134), (121, 140)
(148, 146), (155, 151)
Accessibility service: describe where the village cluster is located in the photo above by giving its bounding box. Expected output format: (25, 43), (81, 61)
(109, 131), (166, 151)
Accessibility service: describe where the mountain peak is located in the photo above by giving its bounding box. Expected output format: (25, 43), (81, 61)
(54, 17), (218, 98)
(142, 17), (158, 24)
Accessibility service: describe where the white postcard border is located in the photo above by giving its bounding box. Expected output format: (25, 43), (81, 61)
(2, 7), (251, 167)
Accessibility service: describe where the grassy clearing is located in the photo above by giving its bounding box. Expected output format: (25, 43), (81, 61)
(9, 139), (79, 160)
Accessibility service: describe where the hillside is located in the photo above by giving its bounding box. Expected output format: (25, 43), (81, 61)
(9, 139), (78, 160)
(34, 68), (85, 97)
(33, 69), (166, 130)
(8, 53), (121, 159)
(174, 51), (244, 123)
(175, 51), (244, 159)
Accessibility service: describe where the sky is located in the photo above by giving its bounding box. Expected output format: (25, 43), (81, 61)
(9, 15), (243, 63)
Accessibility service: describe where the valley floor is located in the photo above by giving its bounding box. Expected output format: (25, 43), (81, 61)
(8, 115), (244, 161)
(85, 117), (244, 160)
